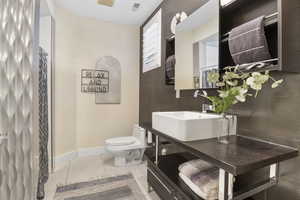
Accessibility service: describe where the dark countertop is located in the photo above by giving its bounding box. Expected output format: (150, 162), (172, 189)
(141, 123), (298, 176)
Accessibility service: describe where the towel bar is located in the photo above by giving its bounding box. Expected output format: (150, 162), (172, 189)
(222, 12), (279, 41)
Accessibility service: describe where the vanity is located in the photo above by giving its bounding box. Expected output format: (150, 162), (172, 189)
(141, 112), (298, 200)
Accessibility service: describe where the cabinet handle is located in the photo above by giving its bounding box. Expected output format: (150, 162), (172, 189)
(148, 168), (172, 194)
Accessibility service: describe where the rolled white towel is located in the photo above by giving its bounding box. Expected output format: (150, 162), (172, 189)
(178, 159), (215, 179)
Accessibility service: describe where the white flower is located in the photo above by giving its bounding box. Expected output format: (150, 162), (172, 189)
(207, 72), (220, 83)
(253, 72), (269, 83)
(272, 79), (283, 88)
(246, 72), (269, 91)
(246, 76), (257, 87)
(223, 71), (240, 80)
(236, 95), (246, 102)
(202, 90), (208, 97)
(216, 82), (225, 87)
(226, 80), (238, 86)
(246, 77), (255, 85)
(235, 88), (248, 102)
(252, 72), (261, 76)
(246, 77), (262, 90)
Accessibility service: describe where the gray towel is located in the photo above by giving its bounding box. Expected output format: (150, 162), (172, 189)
(166, 55), (176, 80)
(179, 160), (219, 200)
(228, 16), (271, 65)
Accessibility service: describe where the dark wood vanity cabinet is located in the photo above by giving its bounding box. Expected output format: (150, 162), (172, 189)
(142, 124), (298, 200)
(220, 0), (300, 73)
(146, 151), (204, 200)
(147, 168), (176, 200)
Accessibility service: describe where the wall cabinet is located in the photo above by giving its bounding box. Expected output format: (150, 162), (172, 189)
(220, 0), (300, 73)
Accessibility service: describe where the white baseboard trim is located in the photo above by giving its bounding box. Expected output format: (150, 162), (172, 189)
(78, 146), (106, 157)
(54, 146), (106, 169)
(55, 151), (78, 166)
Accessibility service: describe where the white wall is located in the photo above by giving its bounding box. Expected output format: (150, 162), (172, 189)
(55, 7), (140, 156)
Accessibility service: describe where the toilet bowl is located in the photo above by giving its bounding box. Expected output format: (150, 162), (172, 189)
(105, 125), (146, 166)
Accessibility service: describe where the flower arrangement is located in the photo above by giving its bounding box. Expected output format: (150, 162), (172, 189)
(202, 67), (283, 114)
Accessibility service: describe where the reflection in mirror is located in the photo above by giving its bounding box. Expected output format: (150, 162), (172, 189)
(175, 0), (219, 90)
(193, 34), (218, 88)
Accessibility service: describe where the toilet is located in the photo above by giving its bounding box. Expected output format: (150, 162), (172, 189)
(105, 125), (146, 166)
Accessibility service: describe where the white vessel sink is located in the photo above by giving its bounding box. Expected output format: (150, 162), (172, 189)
(152, 111), (236, 141)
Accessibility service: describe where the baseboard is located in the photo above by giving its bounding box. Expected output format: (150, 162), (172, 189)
(55, 151), (78, 167)
(54, 146), (106, 170)
(78, 146), (106, 157)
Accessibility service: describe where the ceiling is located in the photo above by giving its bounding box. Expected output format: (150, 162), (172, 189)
(54, 0), (163, 25)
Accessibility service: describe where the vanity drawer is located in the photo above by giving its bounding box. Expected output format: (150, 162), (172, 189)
(147, 168), (174, 200)
(147, 167), (189, 200)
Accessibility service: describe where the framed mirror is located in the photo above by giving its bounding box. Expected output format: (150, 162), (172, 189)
(175, 0), (220, 90)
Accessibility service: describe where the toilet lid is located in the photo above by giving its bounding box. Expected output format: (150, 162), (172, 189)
(105, 137), (137, 146)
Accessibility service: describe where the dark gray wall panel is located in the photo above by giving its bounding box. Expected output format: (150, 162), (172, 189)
(139, 0), (300, 199)
(232, 72), (300, 200)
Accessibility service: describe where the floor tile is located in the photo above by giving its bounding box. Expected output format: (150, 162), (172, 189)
(45, 153), (160, 200)
(67, 155), (106, 184)
(45, 161), (70, 200)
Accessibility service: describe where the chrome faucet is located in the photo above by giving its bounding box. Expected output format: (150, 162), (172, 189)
(202, 103), (215, 113)
(202, 104), (214, 113)
(194, 90), (214, 112)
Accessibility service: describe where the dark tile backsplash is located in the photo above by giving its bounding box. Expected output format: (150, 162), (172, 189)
(139, 0), (300, 199)
(232, 72), (300, 200)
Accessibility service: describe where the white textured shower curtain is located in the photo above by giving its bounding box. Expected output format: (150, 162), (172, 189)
(0, 0), (40, 199)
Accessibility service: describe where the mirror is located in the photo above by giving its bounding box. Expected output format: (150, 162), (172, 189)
(175, 0), (219, 90)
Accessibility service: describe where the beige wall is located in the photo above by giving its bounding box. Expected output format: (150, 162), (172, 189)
(55, 7), (140, 156)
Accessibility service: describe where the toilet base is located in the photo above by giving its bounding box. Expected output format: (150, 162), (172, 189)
(111, 148), (145, 167)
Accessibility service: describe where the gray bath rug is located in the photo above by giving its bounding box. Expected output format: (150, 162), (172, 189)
(54, 174), (147, 200)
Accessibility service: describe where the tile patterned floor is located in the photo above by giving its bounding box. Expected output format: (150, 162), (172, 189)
(45, 154), (160, 200)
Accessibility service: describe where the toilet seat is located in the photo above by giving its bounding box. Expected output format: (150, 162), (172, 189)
(105, 136), (144, 151)
(105, 136), (137, 146)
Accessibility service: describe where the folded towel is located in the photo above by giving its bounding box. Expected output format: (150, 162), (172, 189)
(178, 159), (215, 179)
(179, 159), (220, 199)
(180, 170), (218, 200)
(166, 55), (176, 80)
(190, 168), (219, 197)
(228, 16), (271, 65)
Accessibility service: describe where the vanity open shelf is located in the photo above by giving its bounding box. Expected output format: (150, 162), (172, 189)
(141, 123), (298, 200)
(147, 152), (205, 200)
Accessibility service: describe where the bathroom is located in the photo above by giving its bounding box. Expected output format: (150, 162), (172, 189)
(0, 0), (299, 199)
